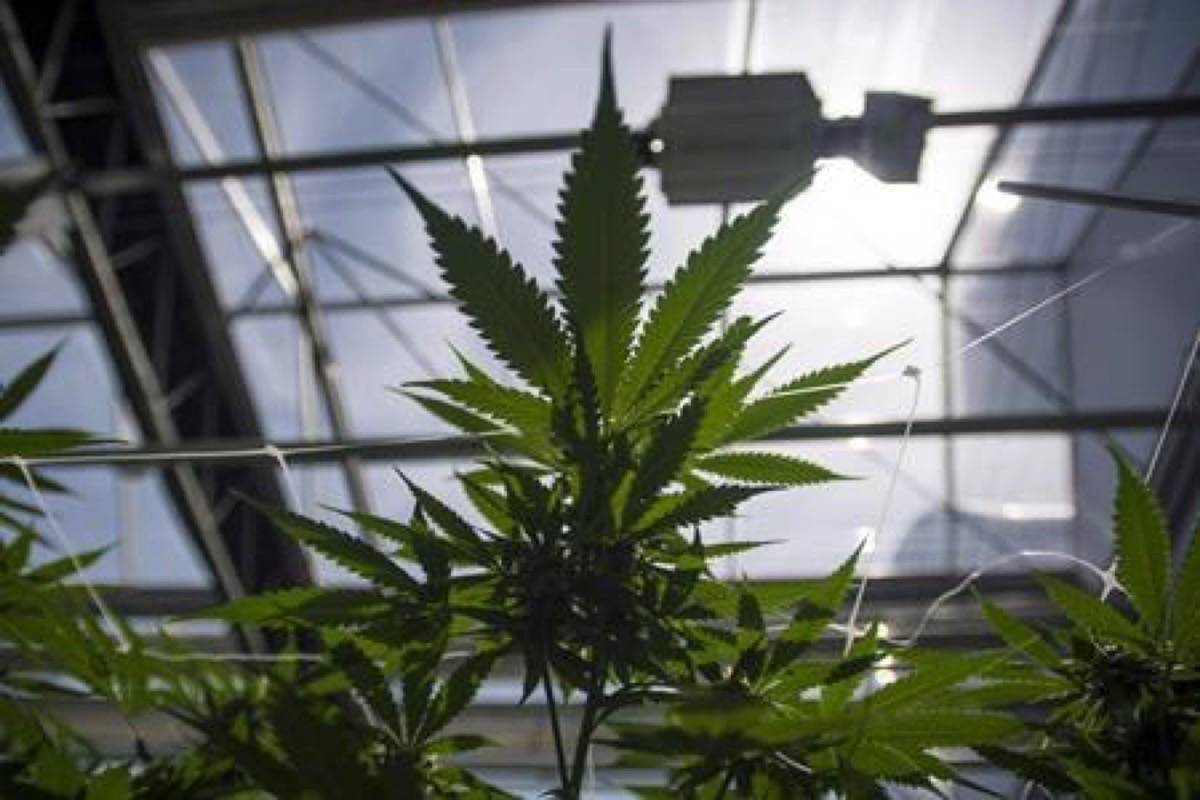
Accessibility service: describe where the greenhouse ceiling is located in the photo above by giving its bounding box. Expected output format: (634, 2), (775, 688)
(0, 0), (1198, 616)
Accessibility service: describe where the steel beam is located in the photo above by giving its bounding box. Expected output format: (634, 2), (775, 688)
(997, 180), (1200, 219)
(75, 94), (1200, 198)
(0, 260), (1064, 329)
(222, 260), (1063, 319)
(23, 409), (1194, 469)
(232, 36), (374, 517)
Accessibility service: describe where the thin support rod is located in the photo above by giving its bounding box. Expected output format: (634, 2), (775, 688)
(221, 260), (1064, 319)
(233, 36), (374, 517)
(76, 96), (1200, 195)
(21, 409), (1194, 469)
(997, 180), (1200, 219)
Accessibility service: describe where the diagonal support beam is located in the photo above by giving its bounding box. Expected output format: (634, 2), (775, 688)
(231, 37), (373, 517)
(0, 0), (266, 649)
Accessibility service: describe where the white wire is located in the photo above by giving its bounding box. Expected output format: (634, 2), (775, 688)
(10, 429), (509, 468)
(1146, 326), (1200, 481)
(892, 550), (1121, 648)
(843, 366), (922, 656)
(9, 456), (132, 652)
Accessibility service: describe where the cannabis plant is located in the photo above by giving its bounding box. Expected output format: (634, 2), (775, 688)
(206, 37), (894, 798)
(979, 451), (1200, 798)
(606, 548), (1026, 798)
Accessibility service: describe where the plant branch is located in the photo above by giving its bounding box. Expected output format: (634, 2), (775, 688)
(567, 656), (607, 797)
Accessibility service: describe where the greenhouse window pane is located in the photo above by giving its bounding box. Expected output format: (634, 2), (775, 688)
(325, 305), (506, 438)
(722, 438), (947, 579)
(257, 20), (456, 155)
(951, 433), (1075, 572)
(950, 270), (1068, 415)
(0, 239), (87, 317)
(733, 279), (944, 420)
(294, 163), (477, 302)
(0, 327), (128, 438)
(450, 1), (733, 136)
(231, 314), (332, 440)
(184, 177), (286, 308)
(146, 40), (260, 166)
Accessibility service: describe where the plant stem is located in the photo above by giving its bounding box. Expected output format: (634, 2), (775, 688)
(714, 769), (736, 800)
(567, 692), (598, 797)
(567, 657), (607, 797)
(541, 659), (571, 794)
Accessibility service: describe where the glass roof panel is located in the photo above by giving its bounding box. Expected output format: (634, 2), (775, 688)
(184, 177), (286, 307)
(950, 271), (1068, 415)
(230, 314), (333, 440)
(952, 432), (1075, 572)
(257, 20), (456, 154)
(449, 1), (734, 135)
(0, 238), (88, 316)
(733, 278), (944, 420)
(726, 438), (947, 578)
(294, 163), (477, 303)
(325, 304), (505, 438)
(146, 40), (260, 166)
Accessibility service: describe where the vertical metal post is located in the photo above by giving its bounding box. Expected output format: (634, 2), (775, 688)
(232, 36), (374, 518)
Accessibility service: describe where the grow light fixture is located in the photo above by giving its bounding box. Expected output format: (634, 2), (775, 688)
(654, 73), (932, 205)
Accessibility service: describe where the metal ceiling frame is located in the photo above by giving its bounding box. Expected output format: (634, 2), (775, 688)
(26, 408), (1195, 468)
(0, 0), (320, 649)
(2, 0), (1198, 610)
(231, 35), (374, 519)
(0, 0), (268, 648)
(69, 94), (1200, 197)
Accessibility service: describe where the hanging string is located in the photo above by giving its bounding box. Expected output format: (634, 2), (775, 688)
(13, 428), (509, 468)
(263, 443), (303, 510)
(843, 366), (922, 656)
(772, 217), (1196, 405)
(9, 455), (133, 653)
(1145, 326), (1200, 481)
(891, 549), (1121, 648)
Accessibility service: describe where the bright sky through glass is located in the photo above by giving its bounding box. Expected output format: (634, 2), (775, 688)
(6, 1), (1199, 587)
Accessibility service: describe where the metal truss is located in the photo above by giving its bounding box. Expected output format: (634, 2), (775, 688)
(0, 0), (313, 650)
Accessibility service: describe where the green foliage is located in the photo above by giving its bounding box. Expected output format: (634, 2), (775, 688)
(606, 552), (1023, 798)
(978, 449), (1200, 797)
(175, 635), (514, 799)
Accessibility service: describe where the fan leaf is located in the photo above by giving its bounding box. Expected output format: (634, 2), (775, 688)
(553, 32), (648, 412)
(245, 498), (417, 592)
(1110, 448), (1171, 633)
(0, 348), (57, 421)
(695, 451), (845, 486)
(392, 170), (570, 396)
(722, 343), (902, 444)
(620, 179), (806, 412)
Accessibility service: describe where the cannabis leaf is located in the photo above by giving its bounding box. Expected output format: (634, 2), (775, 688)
(1111, 447), (1171, 634)
(553, 31), (649, 413)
